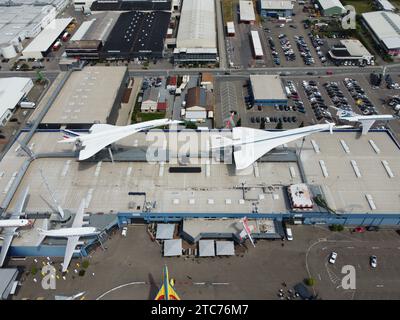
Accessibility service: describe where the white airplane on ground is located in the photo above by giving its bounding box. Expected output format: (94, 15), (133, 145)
(211, 123), (336, 170)
(37, 199), (100, 272)
(59, 119), (182, 161)
(335, 108), (395, 135)
(0, 187), (30, 267)
(238, 217), (255, 247)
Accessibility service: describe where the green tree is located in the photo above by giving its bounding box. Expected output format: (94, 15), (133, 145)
(305, 277), (315, 286)
(185, 121), (198, 130)
(299, 121), (304, 128)
(276, 122), (283, 129)
(236, 118), (241, 127)
(82, 260), (90, 269)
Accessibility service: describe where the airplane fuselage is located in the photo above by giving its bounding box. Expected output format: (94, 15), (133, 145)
(231, 123), (331, 146)
(342, 115), (394, 122)
(40, 227), (98, 237)
(0, 219), (30, 228)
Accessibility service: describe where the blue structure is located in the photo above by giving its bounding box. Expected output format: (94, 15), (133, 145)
(259, 0), (294, 18)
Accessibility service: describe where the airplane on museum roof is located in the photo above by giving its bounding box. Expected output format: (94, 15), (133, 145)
(59, 119), (182, 161)
(333, 107), (394, 135)
(154, 265), (180, 300)
(0, 186), (31, 267)
(211, 122), (344, 171)
(36, 199), (100, 273)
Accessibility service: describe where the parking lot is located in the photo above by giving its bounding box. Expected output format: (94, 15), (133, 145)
(10, 224), (400, 300)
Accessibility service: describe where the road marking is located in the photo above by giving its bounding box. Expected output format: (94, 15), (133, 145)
(193, 282), (206, 285)
(376, 285), (384, 288)
(347, 246), (354, 249)
(318, 274), (321, 281)
(322, 246), (327, 250)
(212, 282), (230, 286)
(372, 247), (379, 249)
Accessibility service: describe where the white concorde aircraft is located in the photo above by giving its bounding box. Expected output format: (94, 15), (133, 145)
(0, 187), (30, 267)
(59, 119), (182, 161)
(37, 200), (100, 272)
(334, 108), (395, 135)
(211, 123), (340, 170)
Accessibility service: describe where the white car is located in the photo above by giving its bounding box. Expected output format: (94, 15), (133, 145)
(329, 252), (338, 264)
(121, 226), (128, 237)
(370, 255), (377, 268)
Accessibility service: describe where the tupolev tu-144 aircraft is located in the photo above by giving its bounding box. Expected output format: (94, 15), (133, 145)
(334, 108), (395, 135)
(37, 199), (100, 273)
(211, 122), (341, 170)
(59, 119), (181, 161)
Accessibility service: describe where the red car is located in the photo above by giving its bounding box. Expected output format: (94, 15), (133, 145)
(354, 227), (366, 233)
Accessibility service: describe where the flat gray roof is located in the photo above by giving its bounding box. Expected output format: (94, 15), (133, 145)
(163, 239), (182, 256)
(0, 268), (18, 300)
(250, 75), (287, 101)
(2, 131), (400, 215)
(156, 224), (175, 240)
(216, 241), (235, 256)
(198, 240), (215, 257)
(42, 66), (127, 124)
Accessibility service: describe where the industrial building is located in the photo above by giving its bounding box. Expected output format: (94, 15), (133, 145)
(249, 75), (287, 106)
(316, 0), (346, 16)
(227, 21), (235, 36)
(183, 87), (214, 121)
(0, 5), (57, 59)
(41, 66), (128, 127)
(0, 77), (33, 127)
(90, 0), (172, 11)
(102, 11), (171, 60)
(22, 18), (74, 59)
(250, 30), (264, 59)
(0, 269), (19, 300)
(374, 0), (396, 12)
(65, 40), (103, 60)
(259, 0), (294, 18)
(174, 0), (218, 64)
(328, 39), (374, 64)
(239, 0), (256, 23)
(362, 11), (400, 57)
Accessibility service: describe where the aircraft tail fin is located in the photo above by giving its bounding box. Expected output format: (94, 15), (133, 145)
(59, 129), (81, 143)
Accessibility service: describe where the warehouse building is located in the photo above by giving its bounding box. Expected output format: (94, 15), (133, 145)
(102, 11), (170, 60)
(259, 0), (294, 18)
(250, 75), (287, 107)
(22, 18), (74, 59)
(0, 77), (33, 127)
(362, 11), (400, 57)
(141, 87), (160, 112)
(250, 30), (263, 59)
(90, 0), (171, 11)
(239, 0), (256, 24)
(0, 269), (19, 300)
(328, 39), (374, 64)
(316, 0), (346, 16)
(183, 87), (214, 121)
(41, 66), (128, 128)
(65, 40), (103, 60)
(174, 0), (217, 64)
(0, 5), (57, 59)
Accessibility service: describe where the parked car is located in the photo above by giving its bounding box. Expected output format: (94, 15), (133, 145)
(370, 255), (377, 268)
(366, 226), (379, 232)
(121, 226), (128, 237)
(353, 227), (366, 233)
(329, 251), (337, 264)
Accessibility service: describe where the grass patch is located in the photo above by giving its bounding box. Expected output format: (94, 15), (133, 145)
(341, 0), (373, 14)
(222, 0), (238, 23)
(136, 112), (166, 122)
